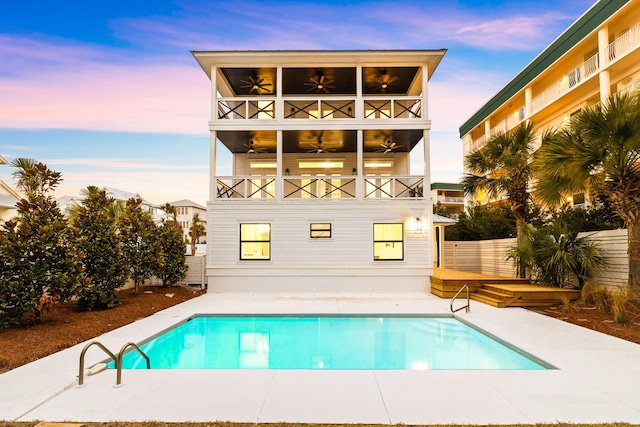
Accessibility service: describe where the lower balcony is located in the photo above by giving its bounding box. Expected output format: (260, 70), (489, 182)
(215, 175), (425, 200)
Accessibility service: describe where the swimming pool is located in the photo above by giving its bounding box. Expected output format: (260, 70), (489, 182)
(115, 315), (550, 370)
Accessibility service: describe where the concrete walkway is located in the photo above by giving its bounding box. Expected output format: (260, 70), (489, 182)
(1, 292), (639, 424)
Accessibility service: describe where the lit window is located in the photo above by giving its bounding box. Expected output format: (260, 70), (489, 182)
(373, 223), (403, 261)
(310, 223), (331, 238)
(240, 223), (271, 260)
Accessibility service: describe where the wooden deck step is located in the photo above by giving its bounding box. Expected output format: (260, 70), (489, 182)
(432, 268), (581, 308)
(470, 293), (506, 308)
(476, 288), (512, 299)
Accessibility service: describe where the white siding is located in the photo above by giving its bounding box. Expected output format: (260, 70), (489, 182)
(207, 200), (433, 292)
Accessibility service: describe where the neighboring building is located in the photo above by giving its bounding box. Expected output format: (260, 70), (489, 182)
(105, 187), (158, 215)
(56, 195), (84, 217)
(192, 49), (446, 292)
(430, 182), (464, 219)
(168, 199), (207, 242)
(0, 154), (20, 221)
(57, 187), (158, 217)
(460, 0), (637, 207)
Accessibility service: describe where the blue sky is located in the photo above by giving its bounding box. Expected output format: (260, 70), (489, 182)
(0, 0), (595, 205)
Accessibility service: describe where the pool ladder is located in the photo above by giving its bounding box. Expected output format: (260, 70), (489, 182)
(78, 341), (150, 387)
(450, 284), (470, 313)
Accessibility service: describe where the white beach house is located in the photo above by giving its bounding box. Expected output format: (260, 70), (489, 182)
(192, 50), (446, 292)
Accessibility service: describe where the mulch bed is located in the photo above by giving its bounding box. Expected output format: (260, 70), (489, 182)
(0, 285), (204, 374)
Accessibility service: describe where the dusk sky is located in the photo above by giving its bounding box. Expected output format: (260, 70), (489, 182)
(0, 0), (596, 206)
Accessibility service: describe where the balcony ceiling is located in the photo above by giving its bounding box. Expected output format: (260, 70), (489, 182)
(217, 129), (423, 154)
(219, 66), (420, 96)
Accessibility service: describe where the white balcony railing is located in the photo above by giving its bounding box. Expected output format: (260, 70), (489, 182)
(364, 97), (422, 119)
(605, 23), (640, 64)
(364, 176), (424, 199)
(530, 81), (562, 115)
(285, 98), (355, 119)
(216, 96), (422, 121)
(217, 98), (276, 120)
(215, 176), (424, 200)
(437, 196), (465, 204)
(568, 53), (599, 88)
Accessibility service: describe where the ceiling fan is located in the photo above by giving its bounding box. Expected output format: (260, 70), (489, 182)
(244, 139), (267, 154)
(376, 138), (404, 154)
(240, 76), (272, 95)
(307, 138), (335, 154)
(371, 68), (399, 92)
(304, 74), (336, 93)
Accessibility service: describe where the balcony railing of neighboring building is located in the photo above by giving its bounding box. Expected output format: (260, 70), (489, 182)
(215, 176), (424, 200)
(568, 53), (599, 89)
(470, 21), (640, 148)
(215, 96), (422, 120)
(605, 23), (640, 63)
(437, 195), (465, 204)
(488, 106), (526, 138)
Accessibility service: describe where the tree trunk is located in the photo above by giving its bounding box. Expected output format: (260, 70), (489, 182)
(515, 216), (527, 278)
(629, 221), (640, 289)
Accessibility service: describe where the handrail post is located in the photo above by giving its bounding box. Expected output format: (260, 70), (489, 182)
(450, 284), (471, 314)
(116, 342), (151, 386)
(78, 341), (117, 387)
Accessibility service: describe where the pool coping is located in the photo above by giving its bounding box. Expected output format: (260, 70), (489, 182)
(1, 292), (640, 424)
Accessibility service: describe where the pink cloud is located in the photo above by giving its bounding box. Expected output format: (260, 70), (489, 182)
(0, 36), (210, 134)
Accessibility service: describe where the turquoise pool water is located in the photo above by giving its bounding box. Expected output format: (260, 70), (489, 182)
(116, 315), (549, 370)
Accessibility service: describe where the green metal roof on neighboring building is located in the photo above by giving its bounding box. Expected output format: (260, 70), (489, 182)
(431, 182), (462, 190)
(459, 0), (630, 138)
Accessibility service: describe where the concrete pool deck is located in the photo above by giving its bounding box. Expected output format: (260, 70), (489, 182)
(1, 291), (640, 424)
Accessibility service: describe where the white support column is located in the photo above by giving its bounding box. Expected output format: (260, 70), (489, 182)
(276, 130), (283, 200)
(598, 25), (611, 103)
(423, 129), (430, 200)
(422, 64), (429, 119)
(355, 63), (363, 120)
(356, 129), (363, 200)
(211, 66), (217, 122)
(525, 86), (533, 118)
(484, 119), (491, 138)
(209, 130), (217, 202)
(276, 65), (284, 121)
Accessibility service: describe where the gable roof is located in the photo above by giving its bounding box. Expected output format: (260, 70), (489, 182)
(169, 199), (206, 210)
(0, 179), (20, 208)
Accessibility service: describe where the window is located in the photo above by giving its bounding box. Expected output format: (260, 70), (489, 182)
(310, 223), (331, 238)
(240, 223), (271, 260)
(373, 223), (403, 261)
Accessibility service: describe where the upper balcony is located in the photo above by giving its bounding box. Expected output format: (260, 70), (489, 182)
(211, 65), (427, 124)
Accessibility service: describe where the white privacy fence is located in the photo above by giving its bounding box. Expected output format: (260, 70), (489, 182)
(443, 229), (628, 287)
(183, 255), (206, 289)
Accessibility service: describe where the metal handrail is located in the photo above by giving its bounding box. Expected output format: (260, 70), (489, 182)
(450, 284), (470, 313)
(78, 341), (117, 386)
(116, 342), (150, 386)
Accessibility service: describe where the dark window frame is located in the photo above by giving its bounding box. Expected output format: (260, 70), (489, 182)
(239, 223), (271, 261)
(310, 223), (332, 238)
(373, 223), (404, 261)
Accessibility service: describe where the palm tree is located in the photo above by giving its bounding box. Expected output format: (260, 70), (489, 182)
(535, 92), (640, 288)
(189, 213), (205, 256)
(462, 122), (538, 276)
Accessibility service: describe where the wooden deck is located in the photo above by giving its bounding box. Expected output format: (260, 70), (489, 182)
(431, 268), (579, 308)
